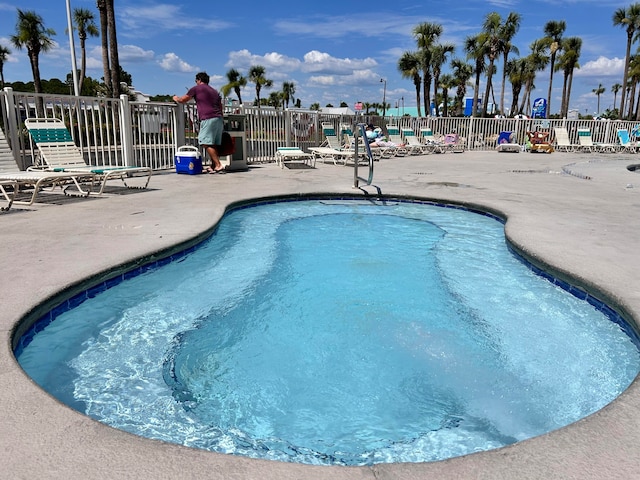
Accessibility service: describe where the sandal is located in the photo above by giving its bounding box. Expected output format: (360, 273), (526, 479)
(213, 168), (226, 174)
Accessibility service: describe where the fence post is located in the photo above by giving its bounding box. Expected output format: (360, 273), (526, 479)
(2, 87), (24, 169)
(284, 109), (291, 146)
(119, 94), (134, 167)
(468, 115), (475, 150)
(174, 103), (185, 149)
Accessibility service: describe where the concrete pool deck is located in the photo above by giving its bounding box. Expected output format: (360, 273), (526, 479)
(2, 150), (640, 479)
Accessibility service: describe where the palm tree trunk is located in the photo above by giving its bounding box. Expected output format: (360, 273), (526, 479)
(621, 33), (632, 118)
(472, 72), (481, 117)
(106, 0), (120, 97)
(79, 36), (87, 93)
(97, 0), (111, 95)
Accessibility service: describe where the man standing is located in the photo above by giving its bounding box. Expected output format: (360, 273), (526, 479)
(173, 72), (225, 173)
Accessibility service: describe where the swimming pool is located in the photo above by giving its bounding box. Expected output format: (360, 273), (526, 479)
(14, 198), (640, 466)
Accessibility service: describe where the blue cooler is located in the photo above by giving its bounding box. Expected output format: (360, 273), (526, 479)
(175, 146), (202, 175)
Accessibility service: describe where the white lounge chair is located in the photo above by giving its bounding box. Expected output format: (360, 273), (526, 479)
(275, 147), (315, 168)
(617, 129), (638, 153)
(495, 131), (521, 153)
(384, 125), (408, 157)
(25, 118), (152, 194)
(400, 128), (428, 154)
(420, 128), (445, 153)
(553, 127), (579, 152)
(0, 168), (94, 205)
(577, 128), (616, 153)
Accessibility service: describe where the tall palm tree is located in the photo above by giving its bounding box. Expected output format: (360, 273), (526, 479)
(626, 55), (640, 119)
(220, 68), (246, 104)
(0, 44), (10, 89)
(105, 0), (120, 97)
(464, 34), (486, 117)
(413, 22), (443, 116)
(282, 81), (296, 108)
(437, 73), (455, 117)
(613, 4), (640, 118)
(430, 42), (455, 115)
(498, 12), (521, 115)
(96, 0), (111, 95)
(398, 51), (422, 117)
(592, 83), (606, 115)
(556, 36), (582, 118)
(611, 82), (622, 112)
(450, 58), (473, 116)
(479, 12), (503, 116)
(520, 39), (549, 114)
(507, 57), (527, 115)
(10, 9), (55, 114)
(72, 8), (99, 94)
(543, 20), (566, 117)
(248, 65), (273, 108)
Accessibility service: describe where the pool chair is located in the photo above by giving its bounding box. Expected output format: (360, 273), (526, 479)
(553, 127), (579, 152)
(384, 125), (408, 157)
(400, 128), (428, 154)
(495, 131), (521, 153)
(275, 147), (316, 169)
(420, 128), (445, 153)
(576, 128), (616, 153)
(0, 166), (94, 206)
(526, 130), (554, 154)
(24, 118), (152, 194)
(617, 129), (638, 153)
(442, 132), (466, 153)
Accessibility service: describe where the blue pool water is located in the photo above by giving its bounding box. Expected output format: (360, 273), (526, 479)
(15, 199), (640, 466)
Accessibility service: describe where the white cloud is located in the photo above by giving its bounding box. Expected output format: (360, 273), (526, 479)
(158, 53), (199, 73)
(119, 4), (232, 37)
(226, 49), (301, 71)
(302, 50), (377, 75)
(576, 56), (625, 77)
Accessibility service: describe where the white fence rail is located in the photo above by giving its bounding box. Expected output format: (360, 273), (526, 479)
(2, 87), (639, 173)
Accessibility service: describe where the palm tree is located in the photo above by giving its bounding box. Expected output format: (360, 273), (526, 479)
(437, 73), (455, 117)
(464, 34), (486, 117)
(611, 82), (622, 112)
(520, 39), (549, 115)
(507, 58), (527, 116)
(556, 36), (582, 118)
(221, 68), (247, 104)
(626, 55), (640, 119)
(413, 22), (443, 116)
(398, 51), (422, 117)
(106, 0), (120, 97)
(10, 9), (55, 114)
(72, 8), (99, 94)
(248, 65), (273, 108)
(613, 4), (640, 118)
(479, 12), (503, 116)
(282, 81), (296, 108)
(450, 58), (473, 116)
(592, 83), (605, 115)
(543, 20), (566, 117)
(430, 43), (455, 115)
(96, 0), (111, 95)
(498, 12), (521, 115)
(0, 44), (10, 89)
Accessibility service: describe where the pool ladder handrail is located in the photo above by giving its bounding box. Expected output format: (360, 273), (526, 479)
(353, 123), (374, 188)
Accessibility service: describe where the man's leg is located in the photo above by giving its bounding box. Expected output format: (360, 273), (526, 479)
(206, 145), (222, 171)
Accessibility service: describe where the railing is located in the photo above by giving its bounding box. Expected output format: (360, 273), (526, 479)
(3, 87), (640, 174)
(353, 123), (374, 189)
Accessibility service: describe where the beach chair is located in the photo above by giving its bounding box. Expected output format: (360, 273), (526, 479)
(553, 127), (579, 152)
(420, 128), (445, 153)
(526, 130), (554, 153)
(275, 147), (315, 169)
(400, 128), (428, 154)
(495, 131), (521, 153)
(442, 132), (466, 153)
(617, 129), (637, 153)
(384, 125), (408, 157)
(0, 167), (94, 206)
(576, 128), (616, 153)
(25, 118), (152, 194)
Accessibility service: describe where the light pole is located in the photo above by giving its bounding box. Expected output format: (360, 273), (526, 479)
(380, 78), (386, 117)
(65, 0), (80, 96)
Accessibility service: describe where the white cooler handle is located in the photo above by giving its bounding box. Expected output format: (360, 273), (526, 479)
(176, 145), (200, 154)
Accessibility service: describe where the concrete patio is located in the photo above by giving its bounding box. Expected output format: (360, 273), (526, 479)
(2, 150), (640, 479)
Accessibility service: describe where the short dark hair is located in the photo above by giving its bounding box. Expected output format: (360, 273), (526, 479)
(195, 72), (210, 84)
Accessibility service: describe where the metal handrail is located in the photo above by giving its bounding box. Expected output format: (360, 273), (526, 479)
(353, 123), (374, 188)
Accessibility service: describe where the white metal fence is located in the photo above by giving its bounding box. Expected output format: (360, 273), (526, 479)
(2, 87), (639, 173)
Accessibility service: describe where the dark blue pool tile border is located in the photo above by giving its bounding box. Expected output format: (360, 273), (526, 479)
(13, 195), (639, 356)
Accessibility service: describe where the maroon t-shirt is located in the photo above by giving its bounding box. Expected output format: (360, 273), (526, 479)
(186, 83), (223, 120)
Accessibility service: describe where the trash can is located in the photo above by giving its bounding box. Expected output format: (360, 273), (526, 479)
(220, 115), (248, 171)
(174, 145), (202, 175)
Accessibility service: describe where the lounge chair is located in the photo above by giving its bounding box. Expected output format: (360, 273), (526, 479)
(420, 128), (445, 153)
(0, 180), (16, 211)
(384, 125), (408, 156)
(617, 129), (638, 153)
(495, 131), (521, 153)
(442, 132), (466, 153)
(0, 168), (94, 205)
(526, 130), (554, 153)
(576, 128), (616, 153)
(400, 128), (428, 154)
(275, 147), (315, 168)
(24, 118), (152, 194)
(553, 127), (579, 152)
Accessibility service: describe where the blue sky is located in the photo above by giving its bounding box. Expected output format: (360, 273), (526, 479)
(0, 0), (633, 115)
